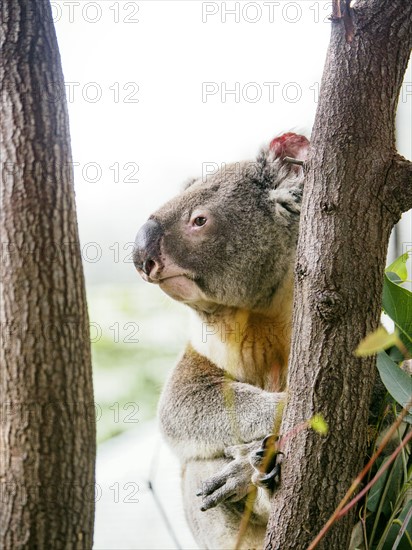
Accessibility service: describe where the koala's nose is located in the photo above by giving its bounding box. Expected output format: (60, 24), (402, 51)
(133, 219), (163, 279)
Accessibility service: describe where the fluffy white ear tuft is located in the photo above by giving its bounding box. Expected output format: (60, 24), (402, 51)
(268, 187), (302, 217)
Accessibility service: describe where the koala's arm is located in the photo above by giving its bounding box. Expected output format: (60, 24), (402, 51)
(158, 345), (285, 462)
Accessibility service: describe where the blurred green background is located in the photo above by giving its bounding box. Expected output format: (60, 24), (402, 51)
(88, 282), (188, 444)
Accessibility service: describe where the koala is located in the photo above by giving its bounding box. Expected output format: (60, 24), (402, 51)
(133, 132), (309, 549)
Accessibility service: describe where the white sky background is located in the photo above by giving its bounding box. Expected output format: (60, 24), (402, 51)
(53, 0), (412, 285)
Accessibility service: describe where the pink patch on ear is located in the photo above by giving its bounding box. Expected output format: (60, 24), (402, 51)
(269, 132), (309, 161)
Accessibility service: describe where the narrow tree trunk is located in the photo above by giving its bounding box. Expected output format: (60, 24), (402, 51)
(1, 1), (96, 548)
(265, 1), (412, 548)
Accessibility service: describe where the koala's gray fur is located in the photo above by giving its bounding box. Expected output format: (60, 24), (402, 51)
(133, 135), (308, 549)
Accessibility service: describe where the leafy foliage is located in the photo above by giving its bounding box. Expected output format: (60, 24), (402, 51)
(351, 253), (412, 550)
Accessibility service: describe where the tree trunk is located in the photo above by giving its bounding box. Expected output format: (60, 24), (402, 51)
(1, 1), (96, 548)
(265, 1), (412, 548)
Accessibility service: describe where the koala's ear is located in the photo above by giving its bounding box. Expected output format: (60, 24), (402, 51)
(254, 132), (309, 189)
(269, 185), (303, 220)
(269, 132), (309, 162)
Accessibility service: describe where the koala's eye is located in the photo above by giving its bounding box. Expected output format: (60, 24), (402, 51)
(193, 216), (207, 227)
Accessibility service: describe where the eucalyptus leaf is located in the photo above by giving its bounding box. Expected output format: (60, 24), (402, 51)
(367, 457), (389, 513)
(386, 271), (403, 285)
(376, 352), (412, 412)
(382, 274), (412, 354)
(381, 499), (412, 550)
(355, 327), (401, 356)
(366, 453), (403, 516)
(388, 345), (405, 363)
(385, 253), (409, 282)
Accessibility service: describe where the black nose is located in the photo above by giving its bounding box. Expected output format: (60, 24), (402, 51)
(133, 219), (163, 277)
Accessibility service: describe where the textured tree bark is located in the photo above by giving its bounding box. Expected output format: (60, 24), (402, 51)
(1, 1), (96, 548)
(265, 1), (412, 548)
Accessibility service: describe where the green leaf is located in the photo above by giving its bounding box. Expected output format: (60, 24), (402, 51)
(308, 414), (328, 435)
(381, 499), (412, 550)
(385, 253), (409, 282)
(367, 457), (388, 513)
(386, 271), (403, 285)
(382, 273), (412, 354)
(355, 327), (402, 357)
(377, 352), (412, 412)
(388, 346), (405, 363)
(367, 453), (403, 516)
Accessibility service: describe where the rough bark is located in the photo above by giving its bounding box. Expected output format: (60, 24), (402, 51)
(1, 1), (96, 548)
(265, 1), (412, 548)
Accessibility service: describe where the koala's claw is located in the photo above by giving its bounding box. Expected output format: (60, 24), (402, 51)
(250, 434), (283, 491)
(251, 459), (282, 490)
(196, 436), (283, 511)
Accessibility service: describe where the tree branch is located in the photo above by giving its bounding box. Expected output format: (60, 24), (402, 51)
(330, 0), (354, 43)
(265, 0), (412, 547)
(386, 156), (412, 217)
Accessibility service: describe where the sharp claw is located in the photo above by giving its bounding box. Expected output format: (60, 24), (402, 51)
(254, 463), (282, 490)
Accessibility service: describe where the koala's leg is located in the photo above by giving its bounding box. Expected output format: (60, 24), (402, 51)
(158, 346), (281, 549)
(183, 457), (269, 550)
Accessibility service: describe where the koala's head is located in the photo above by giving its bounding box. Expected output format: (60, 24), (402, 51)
(133, 132), (309, 314)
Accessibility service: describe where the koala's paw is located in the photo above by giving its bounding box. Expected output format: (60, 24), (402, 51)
(250, 435), (283, 491)
(196, 443), (256, 511)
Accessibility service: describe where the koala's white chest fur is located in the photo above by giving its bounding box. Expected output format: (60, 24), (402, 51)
(190, 270), (294, 392)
